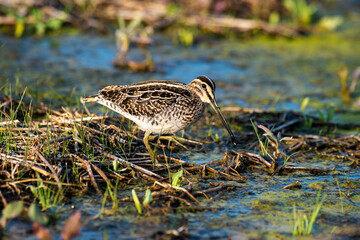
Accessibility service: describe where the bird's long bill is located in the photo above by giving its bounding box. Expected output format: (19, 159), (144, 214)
(209, 99), (236, 144)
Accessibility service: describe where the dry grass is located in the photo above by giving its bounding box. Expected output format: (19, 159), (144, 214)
(0, 96), (246, 210)
(0, 94), (359, 212)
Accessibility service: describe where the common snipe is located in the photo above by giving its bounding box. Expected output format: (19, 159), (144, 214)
(82, 76), (236, 162)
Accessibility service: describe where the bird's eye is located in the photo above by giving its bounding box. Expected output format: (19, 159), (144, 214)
(201, 84), (206, 89)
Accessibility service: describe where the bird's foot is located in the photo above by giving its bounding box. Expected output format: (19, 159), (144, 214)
(151, 135), (203, 150)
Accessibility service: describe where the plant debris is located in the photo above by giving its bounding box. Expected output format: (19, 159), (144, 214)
(0, 96), (359, 212)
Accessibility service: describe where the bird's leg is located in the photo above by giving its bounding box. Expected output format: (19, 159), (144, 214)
(143, 130), (157, 163)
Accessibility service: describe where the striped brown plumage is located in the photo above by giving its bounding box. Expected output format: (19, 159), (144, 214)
(82, 76), (236, 161)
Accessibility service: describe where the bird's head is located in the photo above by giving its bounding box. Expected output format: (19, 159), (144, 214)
(189, 76), (237, 145)
(189, 75), (216, 104)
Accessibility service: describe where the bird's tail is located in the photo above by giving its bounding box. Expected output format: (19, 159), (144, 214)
(80, 95), (98, 103)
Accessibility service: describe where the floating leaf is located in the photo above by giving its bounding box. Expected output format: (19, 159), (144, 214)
(1, 201), (24, 220)
(28, 203), (48, 226)
(132, 189), (142, 214)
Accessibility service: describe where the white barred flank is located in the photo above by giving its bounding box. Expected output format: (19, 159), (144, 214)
(94, 95), (187, 134)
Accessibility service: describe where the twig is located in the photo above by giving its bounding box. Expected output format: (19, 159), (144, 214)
(31, 165), (52, 177)
(71, 155), (102, 195)
(272, 119), (302, 133)
(34, 149), (61, 188)
(155, 181), (199, 203)
(6, 179), (77, 186)
(101, 150), (162, 179)
(36, 136), (72, 149)
(85, 161), (102, 196)
(0, 153), (51, 177)
(281, 166), (335, 173)
(157, 154), (186, 163)
(90, 163), (114, 189)
(243, 152), (272, 168)
(0, 190), (7, 206)
(163, 194), (192, 206)
(282, 181), (302, 189)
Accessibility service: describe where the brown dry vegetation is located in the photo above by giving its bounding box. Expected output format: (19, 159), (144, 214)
(0, 0), (312, 36)
(1, 95), (359, 211)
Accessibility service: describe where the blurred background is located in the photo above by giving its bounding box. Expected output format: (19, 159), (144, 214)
(1, 2), (360, 239)
(0, 0), (359, 121)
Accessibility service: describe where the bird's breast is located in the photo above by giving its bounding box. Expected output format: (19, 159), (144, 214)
(134, 100), (205, 134)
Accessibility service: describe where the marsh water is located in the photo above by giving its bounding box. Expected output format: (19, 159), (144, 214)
(1, 22), (360, 239)
(2, 25), (360, 117)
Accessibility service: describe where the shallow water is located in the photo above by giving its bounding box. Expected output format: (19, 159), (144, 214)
(1, 21), (360, 239)
(1, 24), (360, 119)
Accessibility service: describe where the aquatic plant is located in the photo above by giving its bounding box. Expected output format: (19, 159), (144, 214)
(132, 189), (142, 214)
(338, 67), (360, 104)
(303, 115), (313, 129)
(2, 5), (67, 37)
(336, 179), (344, 214)
(30, 176), (64, 210)
(108, 183), (119, 210)
(317, 104), (335, 123)
(176, 28), (195, 47)
(113, 16), (155, 72)
(300, 97), (310, 112)
(207, 126), (220, 143)
(1, 6), (26, 38)
(143, 189), (152, 209)
(339, 68), (352, 103)
(30, 8), (65, 36)
(115, 16), (142, 61)
(172, 169), (184, 187)
(283, 0), (318, 27)
(290, 189), (324, 236)
(250, 119), (266, 156)
(316, 16), (343, 31)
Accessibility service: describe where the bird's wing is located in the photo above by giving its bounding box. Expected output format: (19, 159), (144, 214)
(98, 84), (192, 118)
